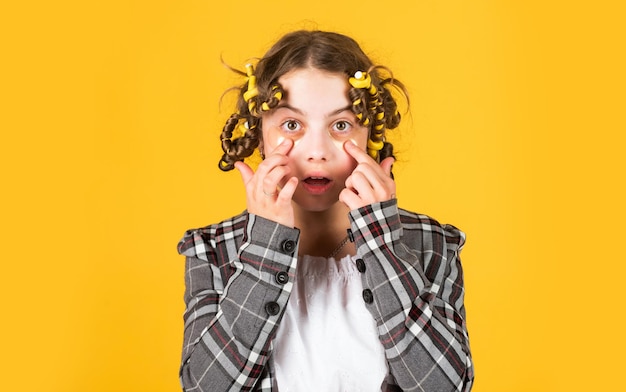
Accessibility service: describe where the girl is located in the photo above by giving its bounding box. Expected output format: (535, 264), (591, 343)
(177, 30), (474, 391)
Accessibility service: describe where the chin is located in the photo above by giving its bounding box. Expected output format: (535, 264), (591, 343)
(292, 192), (343, 213)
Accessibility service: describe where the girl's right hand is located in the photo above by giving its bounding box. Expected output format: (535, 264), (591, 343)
(234, 139), (299, 228)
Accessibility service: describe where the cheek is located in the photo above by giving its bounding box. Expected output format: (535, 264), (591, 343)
(261, 128), (281, 154)
(336, 142), (361, 173)
(349, 126), (370, 151)
(331, 125), (370, 154)
(271, 135), (302, 158)
(262, 128), (303, 155)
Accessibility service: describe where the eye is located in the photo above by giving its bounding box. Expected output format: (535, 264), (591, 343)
(332, 120), (352, 133)
(281, 119), (302, 133)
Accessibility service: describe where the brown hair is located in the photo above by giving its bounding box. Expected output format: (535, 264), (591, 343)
(218, 30), (408, 171)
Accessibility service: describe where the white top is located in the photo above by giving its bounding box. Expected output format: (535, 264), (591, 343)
(272, 254), (388, 391)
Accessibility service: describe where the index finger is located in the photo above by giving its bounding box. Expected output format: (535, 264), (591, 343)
(267, 137), (294, 157)
(343, 139), (375, 164)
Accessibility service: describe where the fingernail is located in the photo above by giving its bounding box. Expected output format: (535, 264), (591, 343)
(277, 136), (285, 145)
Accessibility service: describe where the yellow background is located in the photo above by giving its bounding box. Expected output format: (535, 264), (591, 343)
(1, 1), (624, 391)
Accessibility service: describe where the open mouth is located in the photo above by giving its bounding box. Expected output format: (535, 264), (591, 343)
(302, 176), (333, 194)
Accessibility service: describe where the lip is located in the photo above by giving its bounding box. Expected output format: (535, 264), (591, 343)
(301, 175), (333, 195)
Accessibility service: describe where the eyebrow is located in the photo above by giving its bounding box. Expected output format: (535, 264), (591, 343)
(275, 103), (353, 118)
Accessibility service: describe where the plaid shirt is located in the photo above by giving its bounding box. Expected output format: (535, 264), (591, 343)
(177, 200), (474, 391)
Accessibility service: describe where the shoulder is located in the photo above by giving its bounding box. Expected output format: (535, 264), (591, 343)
(176, 211), (248, 260)
(397, 207), (466, 252)
(350, 200), (465, 252)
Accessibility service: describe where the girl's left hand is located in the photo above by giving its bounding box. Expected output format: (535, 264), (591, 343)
(339, 140), (396, 210)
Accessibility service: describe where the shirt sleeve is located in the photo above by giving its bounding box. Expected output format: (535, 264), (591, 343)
(177, 214), (300, 392)
(349, 200), (474, 392)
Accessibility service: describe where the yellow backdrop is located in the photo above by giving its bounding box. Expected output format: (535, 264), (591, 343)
(2, 1), (624, 391)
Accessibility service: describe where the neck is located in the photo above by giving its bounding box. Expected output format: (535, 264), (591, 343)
(293, 201), (354, 258)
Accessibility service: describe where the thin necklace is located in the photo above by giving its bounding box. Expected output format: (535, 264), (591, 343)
(328, 234), (350, 258)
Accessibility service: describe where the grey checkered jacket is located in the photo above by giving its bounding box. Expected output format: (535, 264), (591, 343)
(177, 200), (474, 391)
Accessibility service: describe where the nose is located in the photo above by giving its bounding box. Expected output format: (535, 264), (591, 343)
(299, 124), (334, 162)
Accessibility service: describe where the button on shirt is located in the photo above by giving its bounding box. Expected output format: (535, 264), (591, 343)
(272, 254), (388, 391)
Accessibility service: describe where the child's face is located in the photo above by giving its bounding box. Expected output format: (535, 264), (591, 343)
(261, 67), (369, 211)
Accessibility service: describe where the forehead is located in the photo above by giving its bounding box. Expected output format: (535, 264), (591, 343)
(277, 67), (351, 112)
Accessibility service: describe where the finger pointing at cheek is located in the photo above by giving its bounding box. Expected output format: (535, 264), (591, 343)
(343, 139), (372, 164)
(341, 140), (397, 210)
(268, 137), (294, 157)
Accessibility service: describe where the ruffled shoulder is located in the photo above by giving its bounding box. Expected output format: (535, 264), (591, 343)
(442, 222), (466, 251)
(177, 227), (212, 259)
(176, 211), (248, 261)
(397, 207), (466, 254)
